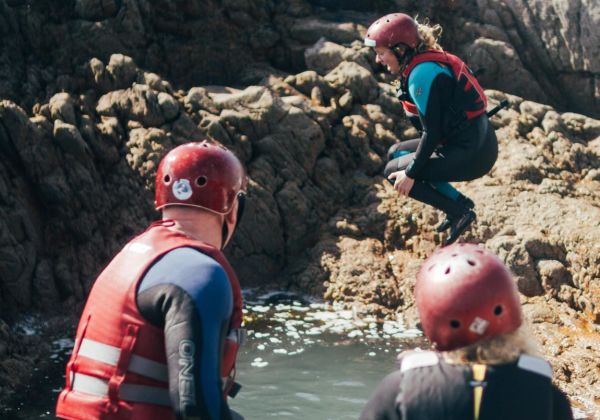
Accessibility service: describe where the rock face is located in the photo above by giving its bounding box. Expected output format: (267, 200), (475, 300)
(0, 0), (598, 117)
(455, 0), (600, 118)
(0, 0), (599, 416)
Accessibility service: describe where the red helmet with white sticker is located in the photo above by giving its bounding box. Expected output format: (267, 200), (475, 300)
(155, 140), (246, 214)
(364, 13), (419, 49)
(415, 243), (522, 351)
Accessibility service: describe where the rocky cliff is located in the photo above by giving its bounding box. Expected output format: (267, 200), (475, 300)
(0, 0), (598, 416)
(0, 0), (598, 117)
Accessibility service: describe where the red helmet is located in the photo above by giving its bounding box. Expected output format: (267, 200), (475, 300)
(415, 243), (522, 351)
(364, 13), (419, 49)
(155, 140), (246, 214)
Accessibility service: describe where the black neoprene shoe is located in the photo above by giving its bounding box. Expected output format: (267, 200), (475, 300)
(443, 210), (476, 246)
(436, 195), (475, 232)
(436, 217), (453, 233)
(460, 195), (475, 209)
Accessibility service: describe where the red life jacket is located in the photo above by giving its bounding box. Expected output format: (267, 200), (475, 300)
(400, 50), (488, 119)
(56, 220), (243, 420)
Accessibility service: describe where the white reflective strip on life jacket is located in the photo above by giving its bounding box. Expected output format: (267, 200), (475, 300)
(517, 354), (552, 378)
(71, 373), (172, 407)
(125, 242), (152, 254)
(400, 351), (440, 372)
(227, 328), (246, 346)
(78, 338), (168, 382)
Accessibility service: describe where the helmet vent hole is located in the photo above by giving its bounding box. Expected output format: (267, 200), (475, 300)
(467, 259), (476, 266)
(450, 320), (461, 329)
(451, 253), (458, 257)
(476, 250), (484, 254)
(444, 266), (451, 275)
(427, 264), (435, 272)
(163, 174), (171, 184)
(196, 176), (207, 187)
(494, 305), (503, 316)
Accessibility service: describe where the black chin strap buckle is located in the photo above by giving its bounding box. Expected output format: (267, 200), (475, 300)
(228, 382), (242, 398)
(221, 192), (247, 250)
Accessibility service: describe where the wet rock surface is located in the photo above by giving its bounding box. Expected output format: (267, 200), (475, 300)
(0, 0), (599, 417)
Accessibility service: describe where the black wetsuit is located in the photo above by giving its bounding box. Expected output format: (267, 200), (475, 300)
(385, 61), (498, 219)
(360, 351), (574, 420)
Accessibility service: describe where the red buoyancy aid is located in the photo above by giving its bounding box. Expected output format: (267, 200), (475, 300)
(400, 50), (488, 119)
(56, 221), (243, 420)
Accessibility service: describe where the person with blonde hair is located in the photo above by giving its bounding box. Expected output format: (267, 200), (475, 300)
(360, 243), (573, 420)
(364, 14), (498, 245)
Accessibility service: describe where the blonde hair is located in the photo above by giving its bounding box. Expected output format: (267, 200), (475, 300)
(415, 17), (444, 52)
(442, 325), (541, 365)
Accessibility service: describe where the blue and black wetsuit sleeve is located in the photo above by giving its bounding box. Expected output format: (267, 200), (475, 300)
(551, 385), (574, 420)
(359, 370), (403, 420)
(404, 62), (455, 180)
(137, 247), (233, 420)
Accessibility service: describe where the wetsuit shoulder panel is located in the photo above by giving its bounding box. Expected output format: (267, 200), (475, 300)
(407, 61), (453, 115)
(137, 247), (233, 420)
(139, 247), (232, 312)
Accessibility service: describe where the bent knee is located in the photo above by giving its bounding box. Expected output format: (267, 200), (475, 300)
(384, 158), (411, 178)
(387, 141), (417, 161)
(387, 143), (403, 161)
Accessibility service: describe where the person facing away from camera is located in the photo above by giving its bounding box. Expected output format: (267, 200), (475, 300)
(56, 140), (247, 420)
(360, 243), (574, 420)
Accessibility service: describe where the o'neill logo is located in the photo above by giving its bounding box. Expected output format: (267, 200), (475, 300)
(173, 179), (193, 200)
(179, 340), (196, 406)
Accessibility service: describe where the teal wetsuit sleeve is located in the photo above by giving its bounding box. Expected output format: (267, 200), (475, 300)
(405, 62), (454, 179)
(407, 62), (453, 116)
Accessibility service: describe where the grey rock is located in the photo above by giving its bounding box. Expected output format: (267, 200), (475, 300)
(305, 38), (371, 75)
(184, 87), (219, 114)
(52, 120), (93, 164)
(158, 92), (180, 121)
(289, 18), (362, 44)
(49, 93), (77, 125)
(542, 110), (565, 134)
(536, 259), (572, 292)
(324, 61), (378, 103)
(107, 54), (138, 87)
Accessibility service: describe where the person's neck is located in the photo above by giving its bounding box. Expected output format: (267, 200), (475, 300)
(162, 207), (223, 249)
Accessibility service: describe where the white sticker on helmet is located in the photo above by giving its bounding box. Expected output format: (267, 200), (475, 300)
(173, 179), (193, 200)
(364, 38), (376, 47)
(469, 317), (489, 335)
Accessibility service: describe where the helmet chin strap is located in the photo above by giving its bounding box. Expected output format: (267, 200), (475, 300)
(221, 223), (228, 250)
(220, 192), (247, 250)
(393, 45), (415, 73)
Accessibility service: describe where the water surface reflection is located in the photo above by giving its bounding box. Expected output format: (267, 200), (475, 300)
(230, 290), (424, 419)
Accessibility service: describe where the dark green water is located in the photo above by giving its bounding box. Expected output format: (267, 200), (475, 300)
(1, 292), (424, 420)
(229, 293), (425, 419)
(2, 292), (593, 419)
